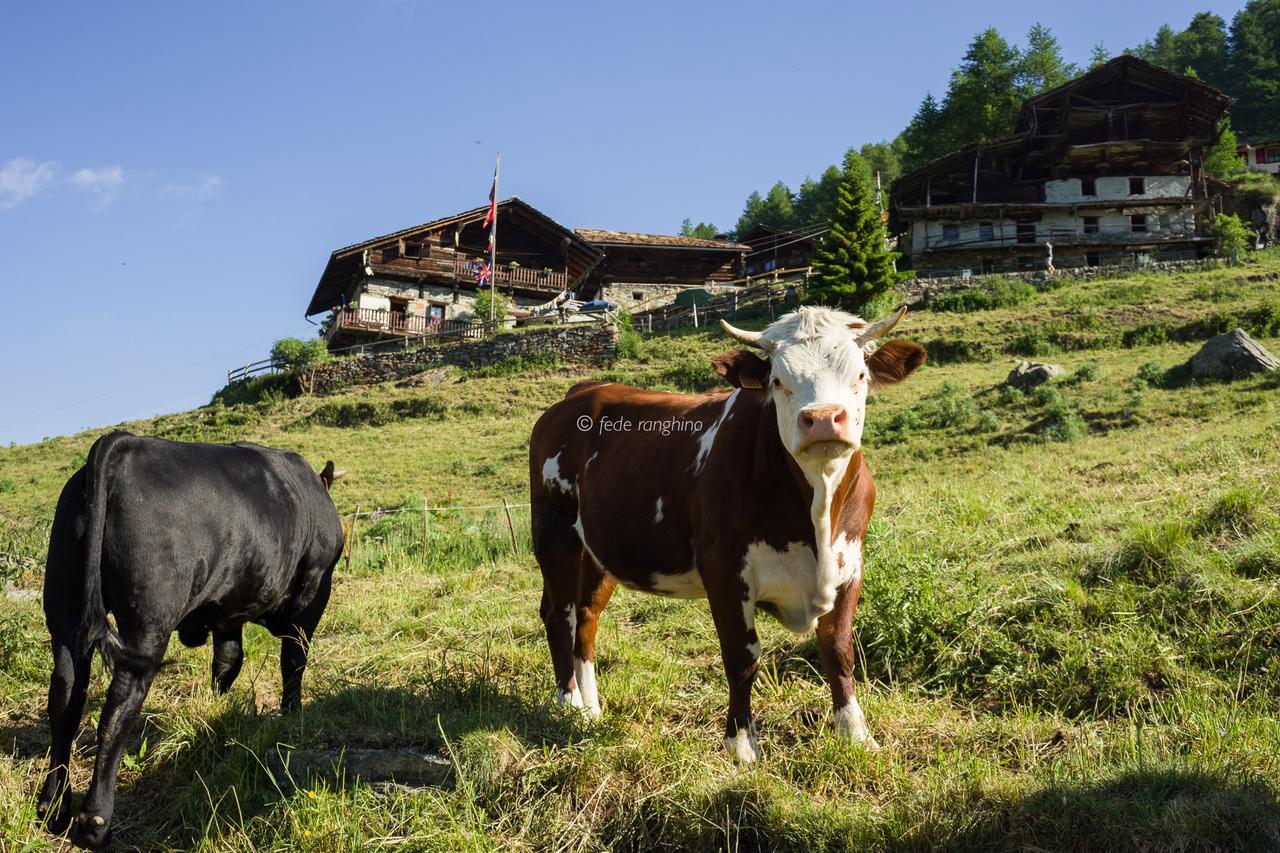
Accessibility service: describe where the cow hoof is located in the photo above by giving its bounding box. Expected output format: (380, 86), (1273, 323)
(724, 728), (759, 764)
(581, 703), (603, 722)
(39, 798), (73, 835)
(71, 813), (111, 851)
(554, 687), (585, 711)
(834, 703), (878, 748)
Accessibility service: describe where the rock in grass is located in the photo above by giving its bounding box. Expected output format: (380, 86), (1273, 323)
(1189, 329), (1280, 380)
(1007, 361), (1062, 389)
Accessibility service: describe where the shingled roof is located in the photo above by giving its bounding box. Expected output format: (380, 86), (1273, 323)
(576, 228), (749, 251)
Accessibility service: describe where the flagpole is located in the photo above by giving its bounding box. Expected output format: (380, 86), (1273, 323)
(489, 153), (500, 326)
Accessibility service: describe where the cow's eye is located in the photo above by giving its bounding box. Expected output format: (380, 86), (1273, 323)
(771, 377), (781, 389)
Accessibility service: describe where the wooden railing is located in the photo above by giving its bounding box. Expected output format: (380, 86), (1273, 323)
(452, 256), (570, 292)
(630, 272), (807, 334)
(324, 306), (446, 340)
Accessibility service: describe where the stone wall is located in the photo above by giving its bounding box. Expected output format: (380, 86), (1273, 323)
(309, 323), (619, 395)
(901, 257), (1228, 303)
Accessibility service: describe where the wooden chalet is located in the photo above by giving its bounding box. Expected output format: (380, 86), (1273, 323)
(575, 228), (749, 310)
(306, 198), (602, 349)
(741, 224), (821, 276)
(889, 56), (1233, 275)
(1238, 138), (1280, 176)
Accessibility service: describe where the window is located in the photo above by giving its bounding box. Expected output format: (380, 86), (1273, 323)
(1260, 147), (1280, 165)
(979, 222), (994, 240)
(1128, 177), (1145, 195)
(632, 291), (644, 301)
(1081, 178), (1096, 196)
(1082, 216), (1100, 234)
(404, 241), (428, 259)
(1016, 221), (1037, 244)
(1086, 251), (1101, 267)
(980, 258), (996, 274)
(942, 224), (959, 242)
(1130, 214), (1148, 233)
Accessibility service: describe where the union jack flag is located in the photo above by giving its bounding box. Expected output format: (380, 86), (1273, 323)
(472, 260), (492, 287)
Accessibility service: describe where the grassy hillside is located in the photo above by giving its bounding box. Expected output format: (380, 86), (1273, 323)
(3, 253), (1280, 850)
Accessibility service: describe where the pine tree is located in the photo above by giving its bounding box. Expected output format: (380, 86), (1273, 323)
(1089, 42), (1111, 68)
(808, 154), (901, 309)
(1018, 24), (1077, 96)
(944, 28), (1024, 145)
(902, 93), (945, 171)
(734, 182), (796, 236)
(1228, 0), (1280, 138)
(679, 218), (720, 239)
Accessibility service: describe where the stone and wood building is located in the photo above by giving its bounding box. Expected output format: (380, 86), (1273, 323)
(1237, 138), (1280, 176)
(740, 224), (822, 277)
(575, 229), (750, 311)
(306, 198), (604, 349)
(889, 56), (1233, 275)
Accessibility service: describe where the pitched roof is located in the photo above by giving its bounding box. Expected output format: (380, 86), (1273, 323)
(305, 198), (600, 316)
(576, 228), (749, 251)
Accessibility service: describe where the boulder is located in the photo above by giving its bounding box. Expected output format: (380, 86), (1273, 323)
(1189, 329), (1280, 380)
(1007, 361), (1062, 389)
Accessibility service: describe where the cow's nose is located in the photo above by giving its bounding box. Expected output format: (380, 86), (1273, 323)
(798, 405), (851, 443)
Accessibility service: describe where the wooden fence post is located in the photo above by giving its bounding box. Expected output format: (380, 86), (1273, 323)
(423, 498), (430, 561)
(502, 498), (519, 556)
(345, 505), (360, 573)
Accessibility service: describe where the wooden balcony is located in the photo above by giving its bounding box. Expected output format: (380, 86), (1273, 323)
(324, 307), (490, 343)
(452, 255), (570, 293)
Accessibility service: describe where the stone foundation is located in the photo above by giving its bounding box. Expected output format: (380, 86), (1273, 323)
(308, 324), (619, 395)
(901, 257), (1229, 302)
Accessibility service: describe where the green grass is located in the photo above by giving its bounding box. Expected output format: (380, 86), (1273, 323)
(2, 255), (1280, 849)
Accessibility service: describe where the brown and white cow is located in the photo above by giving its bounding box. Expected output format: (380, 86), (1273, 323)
(528, 306), (924, 761)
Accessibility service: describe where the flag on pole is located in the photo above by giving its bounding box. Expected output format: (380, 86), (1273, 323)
(472, 260), (491, 287)
(482, 159), (498, 251)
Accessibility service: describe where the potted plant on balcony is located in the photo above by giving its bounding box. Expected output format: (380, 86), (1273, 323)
(539, 266), (553, 278)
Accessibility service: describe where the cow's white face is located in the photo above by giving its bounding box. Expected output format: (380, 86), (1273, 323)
(762, 310), (871, 460)
(721, 306), (912, 467)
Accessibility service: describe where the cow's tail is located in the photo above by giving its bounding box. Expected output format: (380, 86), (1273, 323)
(74, 431), (127, 663)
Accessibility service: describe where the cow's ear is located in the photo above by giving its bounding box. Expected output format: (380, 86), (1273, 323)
(867, 340), (926, 387)
(712, 350), (770, 389)
(319, 461), (346, 491)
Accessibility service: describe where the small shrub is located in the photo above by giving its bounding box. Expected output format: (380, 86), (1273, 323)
(1042, 409), (1086, 443)
(919, 338), (996, 364)
(467, 352), (560, 378)
(1135, 362), (1165, 388)
(928, 280), (1037, 313)
(615, 311), (642, 360)
(868, 409), (919, 444)
(0, 479), (14, 494)
(1123, 323), (1170, 348)
(925, 382), (978, 429)
(998, 385), (1025, 406)
(308, 397), (447, 428)
(1069, 362), (1100, 384)
(972, 410), (1000, 433)
(1030, 385), (1063, 408)
(271, 337), (331, 372)
(1245, 303), (1280, 338)
(211, 373), (293, 407)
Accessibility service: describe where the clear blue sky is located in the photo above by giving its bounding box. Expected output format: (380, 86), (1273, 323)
(0, 0), (1244, 445)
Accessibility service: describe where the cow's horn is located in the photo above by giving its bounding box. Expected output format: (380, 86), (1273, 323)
(854, 305), (907, 348)
(331, 467), (348, 481)
(720, 319), (770, 351)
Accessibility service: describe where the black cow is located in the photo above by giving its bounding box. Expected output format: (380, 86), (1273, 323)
(37, 431), (346, 850)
